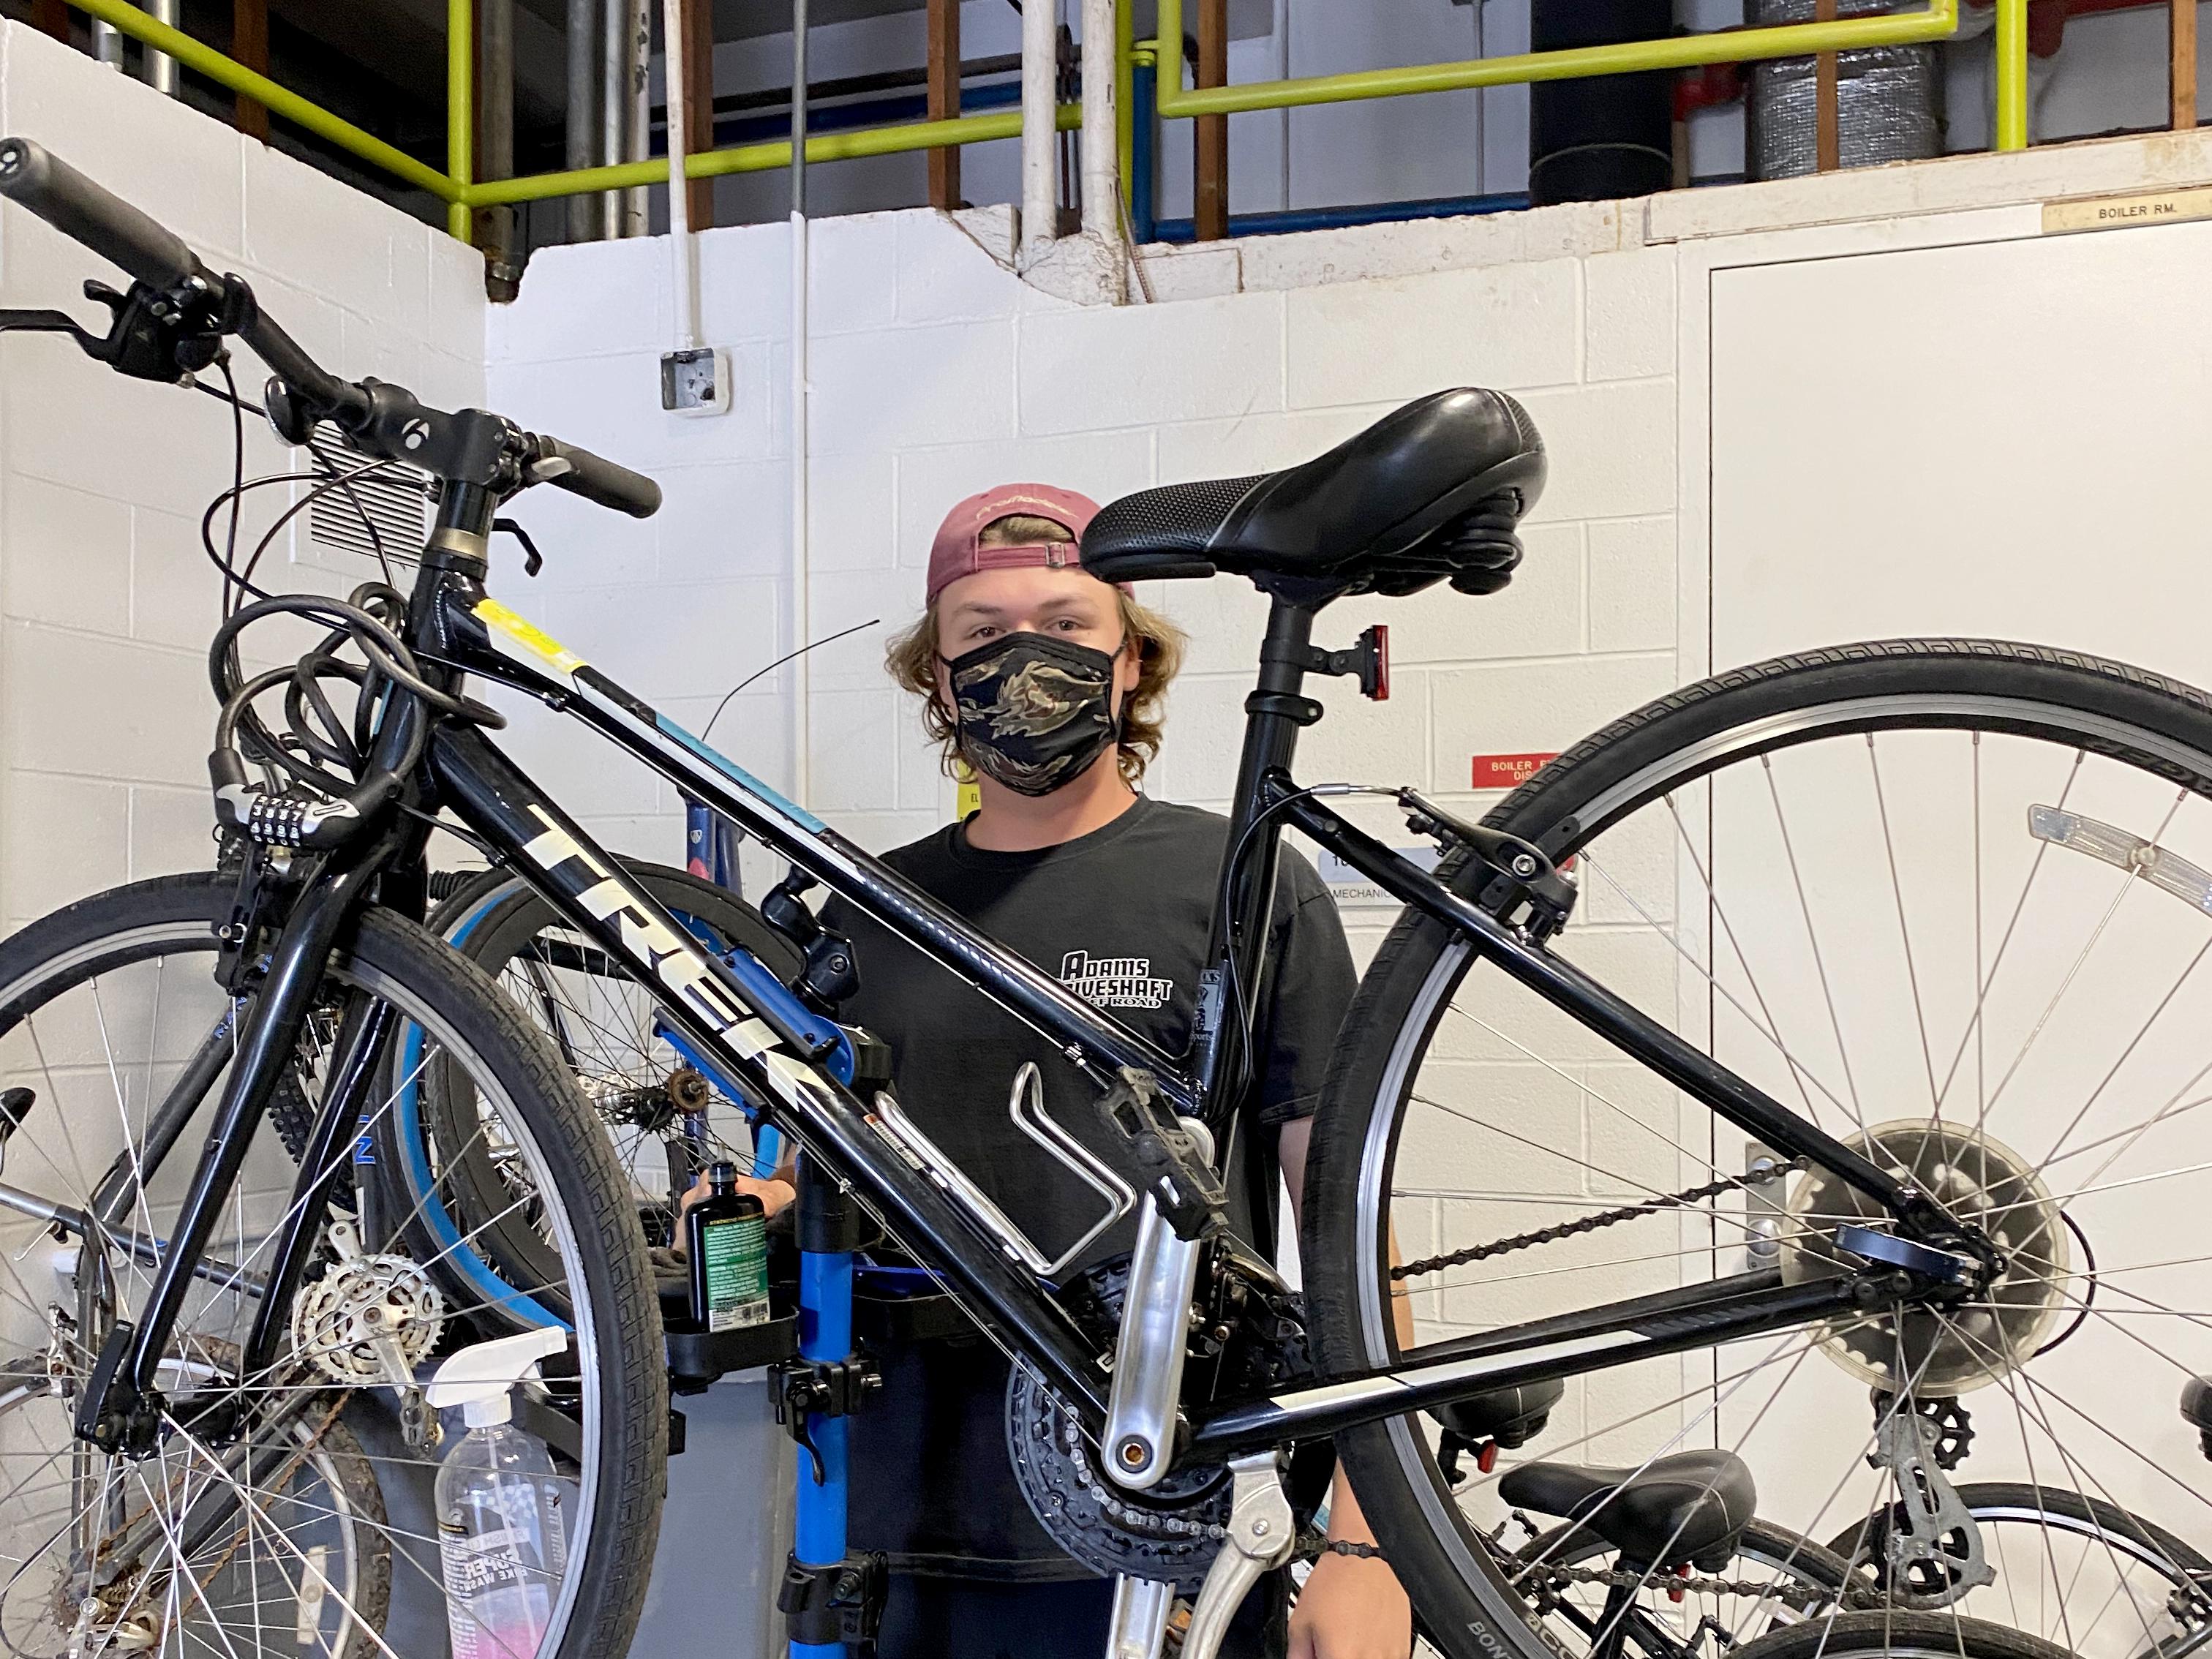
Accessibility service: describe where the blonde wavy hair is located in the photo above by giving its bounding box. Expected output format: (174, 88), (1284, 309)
(887, 514), (1186, 788)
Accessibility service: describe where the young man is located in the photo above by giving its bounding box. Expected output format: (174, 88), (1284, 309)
(720, 484), (1412, 1659)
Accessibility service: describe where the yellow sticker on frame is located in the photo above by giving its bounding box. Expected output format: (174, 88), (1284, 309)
(475, 598), (588, 676)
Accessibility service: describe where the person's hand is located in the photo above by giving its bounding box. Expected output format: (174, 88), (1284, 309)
(677, 1169), (797, 1220)
(1289, 1549), (1413, 1659)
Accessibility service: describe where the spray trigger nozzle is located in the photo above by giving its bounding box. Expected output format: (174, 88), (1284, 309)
(424, 1327), (568, 1429)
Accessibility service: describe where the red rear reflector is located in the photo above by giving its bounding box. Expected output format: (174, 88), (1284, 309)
(1373, 624), (1390, 701)
(1476, 1440), (1499, 1474)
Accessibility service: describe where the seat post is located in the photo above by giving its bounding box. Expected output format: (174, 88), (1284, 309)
(1193, 592), (1323, 1117)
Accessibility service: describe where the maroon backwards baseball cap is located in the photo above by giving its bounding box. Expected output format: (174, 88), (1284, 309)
(925, 483), (1129, 607)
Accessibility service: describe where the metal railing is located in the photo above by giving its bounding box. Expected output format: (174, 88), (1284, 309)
(64, 0), (2037, 247)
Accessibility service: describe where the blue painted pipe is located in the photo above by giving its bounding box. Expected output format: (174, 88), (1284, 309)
(792, 1230), (855, 1656)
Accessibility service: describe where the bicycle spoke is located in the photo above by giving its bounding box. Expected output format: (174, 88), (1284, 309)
(1867, 738), (1942, 1116)
(1761, 753), (1869, 1138)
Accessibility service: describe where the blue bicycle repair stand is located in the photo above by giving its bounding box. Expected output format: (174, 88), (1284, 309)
(682, 798), (884, 1657)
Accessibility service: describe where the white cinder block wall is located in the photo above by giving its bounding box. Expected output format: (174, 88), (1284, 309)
(0, 22), (486, 931)
(483, 198), (1680, 941)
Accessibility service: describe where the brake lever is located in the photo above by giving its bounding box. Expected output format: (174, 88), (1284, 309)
(0, 306), (97, 347)
(7, 277), (230, 384)
(492, 517), (544, 577)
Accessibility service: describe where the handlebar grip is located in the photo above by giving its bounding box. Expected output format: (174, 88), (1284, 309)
(0, 137), (203, 289)
(530, 435), (661, 519)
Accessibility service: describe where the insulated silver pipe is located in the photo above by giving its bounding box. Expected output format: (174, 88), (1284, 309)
(601, 0), (627, 236)
(144, 0), (178, 94)
(1079, 0), (1116, 236)
(625, 0), (652, 233)
(92, 18), (124, 67)
(565, 0), (598, 241)
(1019, 0), (1056, 257)
(789, 0), (811, 806)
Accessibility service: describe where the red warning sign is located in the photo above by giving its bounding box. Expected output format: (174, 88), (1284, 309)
(1472, 751), (1557, 790)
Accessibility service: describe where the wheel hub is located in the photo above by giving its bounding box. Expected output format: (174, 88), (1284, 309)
(1783, 1118), (2070, 1395)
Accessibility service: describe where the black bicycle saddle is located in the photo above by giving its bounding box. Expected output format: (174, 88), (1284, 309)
(1081, 387), (1547, 601)
(1500, 1450), (1758, 1570)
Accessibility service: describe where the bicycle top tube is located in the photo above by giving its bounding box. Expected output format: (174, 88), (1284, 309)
(445, 576), (1203, 1118)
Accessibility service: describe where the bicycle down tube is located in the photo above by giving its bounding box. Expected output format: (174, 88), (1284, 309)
(425, 576), (1953, 1454)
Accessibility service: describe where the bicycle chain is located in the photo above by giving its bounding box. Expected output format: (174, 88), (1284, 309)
(1537, 1559), (1875, 1609)
(1392, 1165), (1800, 1284)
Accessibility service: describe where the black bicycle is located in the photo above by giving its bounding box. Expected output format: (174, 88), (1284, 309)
(0, 135), (2205, 1659)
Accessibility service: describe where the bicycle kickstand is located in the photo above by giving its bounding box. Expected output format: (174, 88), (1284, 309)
(1178, 1452), (1295, 1659)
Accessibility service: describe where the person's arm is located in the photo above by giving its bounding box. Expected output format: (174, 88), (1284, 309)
(677, 1156), (797, 1237)
(1277, 1117), (1415, 1659)
(1260, 868), (1416, 1659)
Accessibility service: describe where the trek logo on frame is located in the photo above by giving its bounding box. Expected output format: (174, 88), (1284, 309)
(518, 806), (755, 1039)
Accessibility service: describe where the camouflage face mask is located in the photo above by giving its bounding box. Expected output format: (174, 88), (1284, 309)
(941, 631), (1123, 797)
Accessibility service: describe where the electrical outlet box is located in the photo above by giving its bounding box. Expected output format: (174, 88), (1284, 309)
(661, 346), (732, 417)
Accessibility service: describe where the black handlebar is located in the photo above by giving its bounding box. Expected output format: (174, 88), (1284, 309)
(528, 433), (663, 519)
(0, 136), (203, 289)
(0, 134), (658, 522)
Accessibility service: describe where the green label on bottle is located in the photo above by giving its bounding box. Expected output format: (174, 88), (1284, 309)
(701, 1215), (770, 1332)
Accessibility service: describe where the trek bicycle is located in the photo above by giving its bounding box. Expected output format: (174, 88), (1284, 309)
(0, 135), (2207, 1659)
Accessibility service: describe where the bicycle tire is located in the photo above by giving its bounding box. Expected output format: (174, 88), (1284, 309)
(1301, 639), (2212, 1659)
(0, 873), (666, 1659)
(1726, 1611), (2078, 1659)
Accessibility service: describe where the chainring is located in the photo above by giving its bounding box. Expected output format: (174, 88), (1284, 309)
(1006, 1358), (1234, 1591)
(1004, 1251), (1314, 1592)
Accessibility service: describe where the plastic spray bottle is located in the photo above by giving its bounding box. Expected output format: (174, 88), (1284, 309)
(426, 1328), (572, 1659)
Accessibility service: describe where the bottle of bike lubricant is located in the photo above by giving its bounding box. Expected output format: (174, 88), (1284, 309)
(428, 1330), (572, 1659)
(685, 1159), (770, 1331)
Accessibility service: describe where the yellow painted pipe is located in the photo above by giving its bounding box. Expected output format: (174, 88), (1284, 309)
(67, 0), (462, 201)
(1151, 0), (1957, 118)
(448, 0), (473, 240)
(1994, 0), (2030, 151)
(466, 102), (1080, 209)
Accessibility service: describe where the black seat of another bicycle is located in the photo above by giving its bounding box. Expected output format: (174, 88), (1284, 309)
(1080, 387), (1546, 599)
(1431, 1377), (1565, 1448)
(1498, 1451), (1757, 1570)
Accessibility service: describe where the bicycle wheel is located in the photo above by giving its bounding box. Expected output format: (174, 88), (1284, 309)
(1828, 1483), (2212, 1659)
(1728, 1611), (2078, 1659)
(0, 873), (664, 1658)
(414, 861), (795, 1264)
(1304, 640), (2212, 1659)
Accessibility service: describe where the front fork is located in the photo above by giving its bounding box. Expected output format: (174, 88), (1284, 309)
(75, 841), (399, 1456)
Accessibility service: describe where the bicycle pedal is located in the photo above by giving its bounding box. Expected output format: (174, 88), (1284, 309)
(1094, 1069), (1227, 1244)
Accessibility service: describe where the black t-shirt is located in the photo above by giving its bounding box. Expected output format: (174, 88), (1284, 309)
(822, 796), (1356, 1579)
